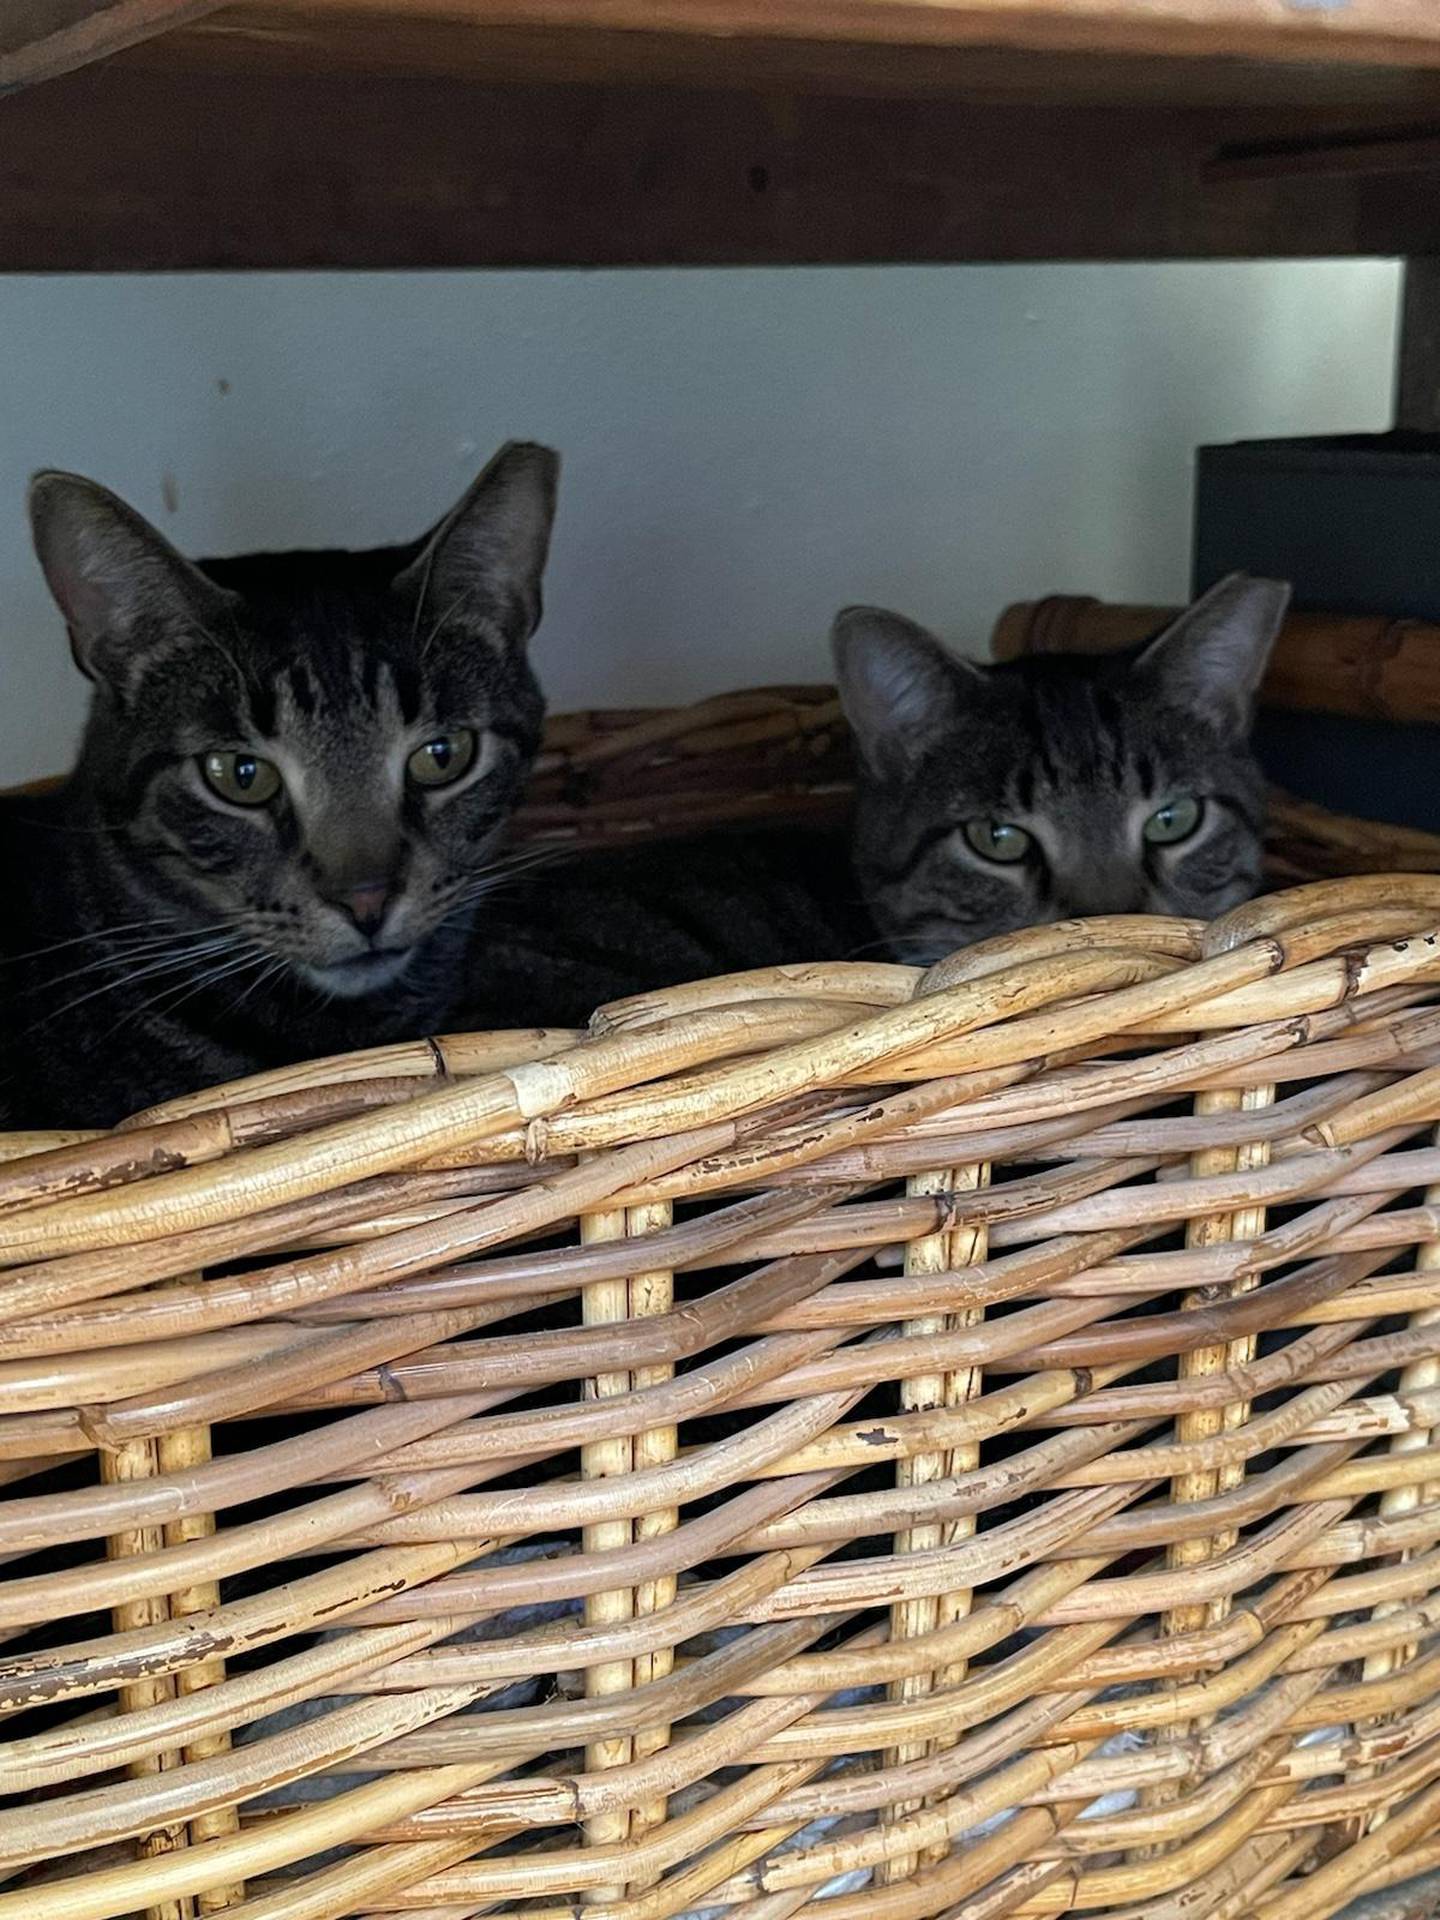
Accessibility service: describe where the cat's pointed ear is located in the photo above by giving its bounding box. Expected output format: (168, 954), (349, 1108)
(394, 441), (559, 648)
(29, 471), (235, 684)
(832, 606), (975, 778)
(1135, 573), (1289, 734)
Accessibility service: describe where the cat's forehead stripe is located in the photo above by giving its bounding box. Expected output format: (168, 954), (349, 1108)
(286, 662), (319, 720)
(248, 674), (277, 740)
(1028, 693), (1060, 789)
(392, 662), (423, 726)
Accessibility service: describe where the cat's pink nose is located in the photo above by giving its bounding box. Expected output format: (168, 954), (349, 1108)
(335, 882), (392, 937)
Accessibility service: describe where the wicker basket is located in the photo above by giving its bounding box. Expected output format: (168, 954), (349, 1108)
(7, 691), (1440, 1920)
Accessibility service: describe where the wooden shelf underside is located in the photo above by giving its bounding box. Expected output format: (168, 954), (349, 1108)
(8, 1), (1440, 268)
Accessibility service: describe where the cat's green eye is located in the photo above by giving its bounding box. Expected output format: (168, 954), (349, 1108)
(407, 729), (479, 790)
(1143, 797), (1204, 846)
(200, 751), (281, 808)
(962, 819), (1032, 865)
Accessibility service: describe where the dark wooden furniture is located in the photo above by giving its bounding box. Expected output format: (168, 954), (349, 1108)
(6, 1), (1440, 273)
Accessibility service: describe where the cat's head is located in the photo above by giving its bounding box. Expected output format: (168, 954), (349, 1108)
(31, 442), (558, 997)
(832, 574), (1290, 963)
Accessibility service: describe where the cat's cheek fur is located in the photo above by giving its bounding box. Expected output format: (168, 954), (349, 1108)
(1162, 818), (1265, 917)
(856, 834), (1045, 966)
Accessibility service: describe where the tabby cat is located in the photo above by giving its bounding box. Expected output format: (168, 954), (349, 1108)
(0, 444), (560, 1128)
(831, 572), (1290, 964)
(444, 574), (1289, 1013)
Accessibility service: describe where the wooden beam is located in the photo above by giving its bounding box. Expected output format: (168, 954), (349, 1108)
(4, 58), (1436, 271)
(138, 11), (1440, 114)
(992, 596), (1440, 729)
(170, 0), (1440, 75)
(0, 1), (222, 92)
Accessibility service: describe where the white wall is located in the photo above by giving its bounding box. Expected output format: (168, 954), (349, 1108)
(0, 262), (1400, 785)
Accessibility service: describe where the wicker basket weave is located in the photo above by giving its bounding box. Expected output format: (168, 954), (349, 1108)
(6, 692), (1440, 1920)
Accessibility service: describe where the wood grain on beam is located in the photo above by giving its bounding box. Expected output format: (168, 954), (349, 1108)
(0, 0), (222, 91)
(0, 68), (1331, 267)
(4, 55), (1440, 270)
(177, 0), (1440, 74)
(160, 7), (1440, 112)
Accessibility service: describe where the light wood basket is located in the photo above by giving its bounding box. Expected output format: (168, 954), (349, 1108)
(7, 688), (1440, 1920)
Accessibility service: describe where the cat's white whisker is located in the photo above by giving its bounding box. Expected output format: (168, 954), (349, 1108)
(1, 912), (193, 969)
(438, 844), (571, 919)
(30, 937), (245, 1033)
(223, 954), (292, 1021)
(17, 921), (240, 999)
(133, 944), (275, 1029)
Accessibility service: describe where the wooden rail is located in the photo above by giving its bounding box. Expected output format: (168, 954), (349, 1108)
(993, 596), (1440, 729)
(6, 0), (1440, 268)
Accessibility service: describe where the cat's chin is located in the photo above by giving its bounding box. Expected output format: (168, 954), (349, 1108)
(295, 950), (414, 999)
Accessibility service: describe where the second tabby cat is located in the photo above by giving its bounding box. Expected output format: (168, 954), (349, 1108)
(469, 570), (1290, 1005)
(830, 571), (1289, 963)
